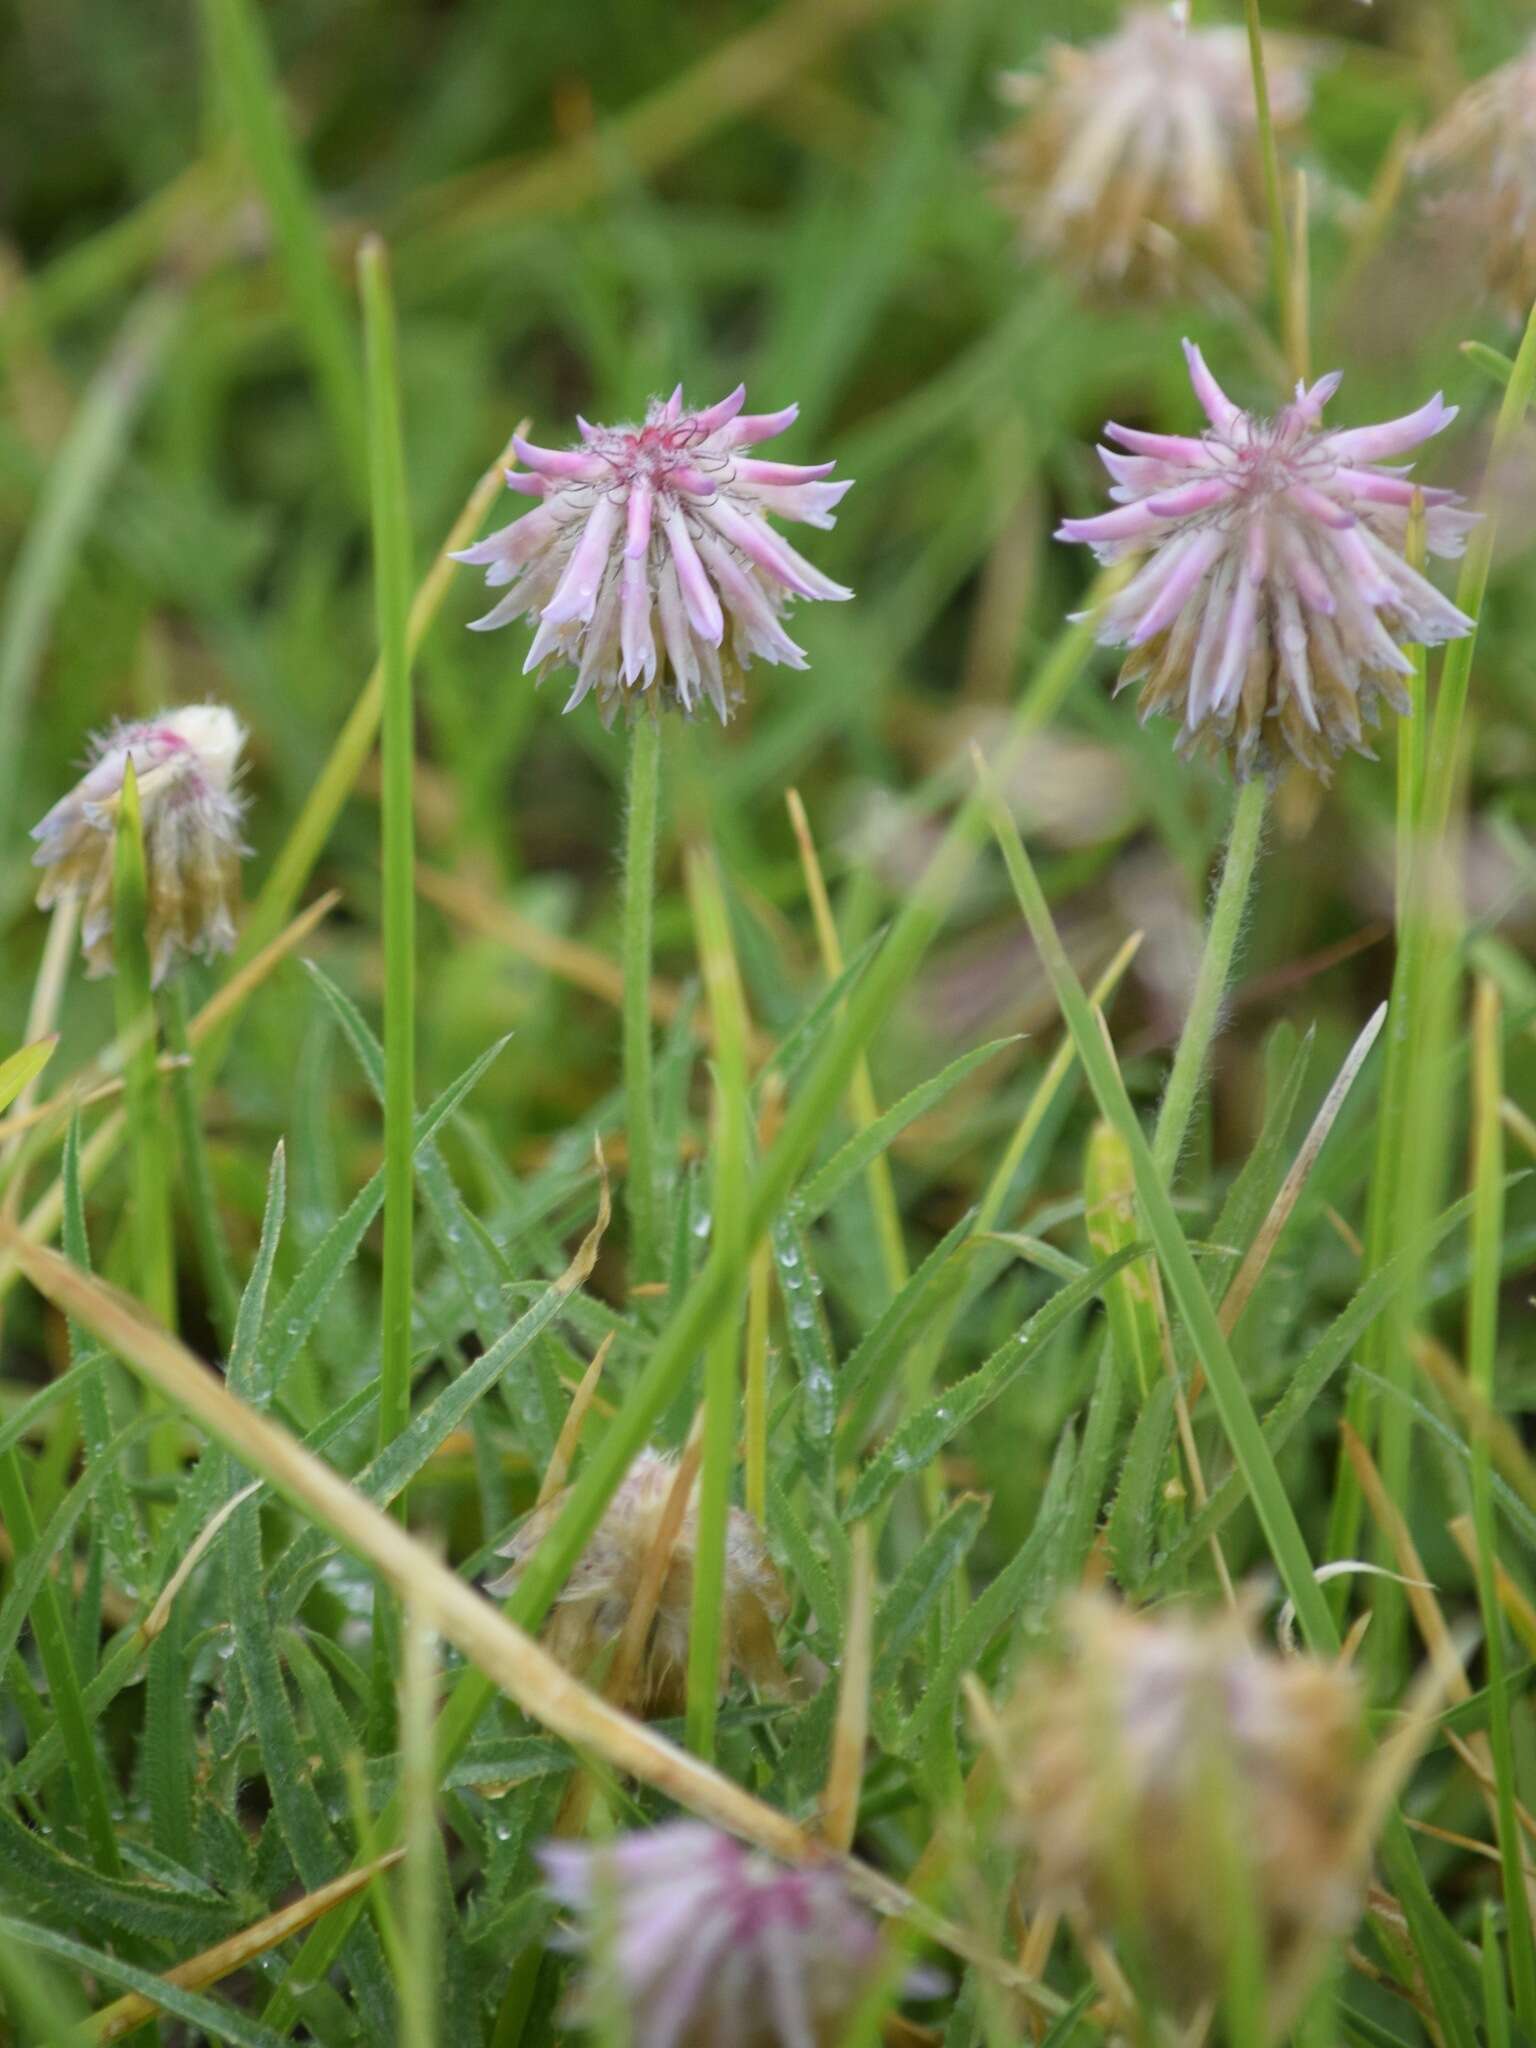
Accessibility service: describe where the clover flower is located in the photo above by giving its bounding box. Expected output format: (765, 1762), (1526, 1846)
(990, 8), (1310, 301)
(32, 704), (249, 985)
(1056, 340), (1477, 778)
(453, 387), (852, 723)
(1003, 1598), (1365, 2013)
(540, 1823), (937, 2048)
(1414, 35), (1536, 323)
(489, 1449), (789, 1718)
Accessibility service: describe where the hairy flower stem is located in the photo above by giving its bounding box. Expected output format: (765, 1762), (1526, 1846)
(1153, 775), (1268, 1185)
(623, 713), (663, 1287)
(161, 977), (238, 1349)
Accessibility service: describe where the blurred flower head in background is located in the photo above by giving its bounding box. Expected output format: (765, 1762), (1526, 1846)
(1413, 35), (1536, 326)
(540, 1822), (937, 2048)
(32, 703), (249, 985)
(454, 386), (853, 724)
(1002, 1596), (1366, 2015)
(990, 6), (1310, 301)
(1057, 340), (1476, 779)
(489, 1447), (789, 1717)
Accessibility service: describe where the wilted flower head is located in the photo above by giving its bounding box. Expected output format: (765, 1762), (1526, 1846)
(1413, 35), (1536, 324)
(489, 1448), (789, 1718)
(32, 704), (249, 985)
(990, 8), (1310, 300)
(1057, 340), (1477, 778)
(541, 1823), (935, 2048)
(453, 387), (852, 724)
(1002, 1598), (1365, 2013)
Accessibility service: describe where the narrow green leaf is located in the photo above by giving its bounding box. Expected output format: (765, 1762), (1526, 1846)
(793, 1037), (1018, 1229)
(845, 1244), (1142, 1524)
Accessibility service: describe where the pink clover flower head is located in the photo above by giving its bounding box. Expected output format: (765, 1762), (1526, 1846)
(453, 386), (853, 725)
(1057, 341), (1477, 779)
(1413, 34), (1536, 323)
(32, 703), (249, 984)
(990, 8), (1311, 301)
(540, 1822), (937, 2048)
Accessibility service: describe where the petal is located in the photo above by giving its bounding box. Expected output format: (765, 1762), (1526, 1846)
(1104, 422), (1212, 463)
(621, 553), (657, 684)
(724, 402), (799, 448)
(745, 479), (853, 530)
(697, 497), (852, 600)
(511, 433), (606, 481)
(1056, 499), (1167, 545)
(733, 458), (838, 485)
(1323, 394), (1457, 464)
(693, 384), (747, 435)
(661, 501), (724, 644)
(541, 493), (623, 626)
(1182, 339), (1242, 434)
(1125, 529), (1224, 646)
(1145, 476), (1235, 519)
(1331, 469), (1458, 509)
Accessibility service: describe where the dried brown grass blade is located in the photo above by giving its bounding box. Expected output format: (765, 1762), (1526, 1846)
(821, 1524), (873, 1853)
(88, 1851), (404, 2041)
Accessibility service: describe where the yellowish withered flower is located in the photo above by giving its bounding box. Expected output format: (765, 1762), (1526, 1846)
(31, 704), (249, 986)
(489, 1448), (790, 1718)
(1001, 1598), (1365, 2014)
(1413, 35), (1536, 324)
(990, 7), (1310, 301)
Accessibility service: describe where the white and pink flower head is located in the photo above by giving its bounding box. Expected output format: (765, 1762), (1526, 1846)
(540, 1822), (939, 2048)
(32, 703), (249, 984)
(1057, 341), (1477, 779)
(453, 386), (853, 725)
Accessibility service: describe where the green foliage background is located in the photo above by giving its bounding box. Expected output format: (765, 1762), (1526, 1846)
(1, 0), (1534, 2040)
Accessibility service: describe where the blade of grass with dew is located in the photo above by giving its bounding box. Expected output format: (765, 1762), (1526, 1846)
(6, 1235), (1055, 2014)
(159, 975), (238, 1348)
(683, 844), (751, 1761)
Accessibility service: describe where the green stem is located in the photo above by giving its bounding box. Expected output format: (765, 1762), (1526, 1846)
(1243, 0), (1293, 344)
(622, 712), (663, 1285)
(683, 847), (751, 1761)
(1467, 981), (1536, 2030)
(160, 977), (238, 1348)
(1330, 293), (1536, 1585)
(359, 237), (416, 1472)
(982, 773), (1334, 1652)
(113, 760), (174, 1333)
(1152, 775), (1267, 1184)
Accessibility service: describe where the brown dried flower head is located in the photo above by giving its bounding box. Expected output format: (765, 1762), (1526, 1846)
(1002, 1597), (1366, 2013)
(489, 1448), (790, 1718)
(31, 704), (249, 986)
(990, 6), (1311, 302)
(1413, 35), (1536, 324)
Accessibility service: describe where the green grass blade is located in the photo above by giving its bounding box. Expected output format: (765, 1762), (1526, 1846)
(200, 0), (368, 499)
(980, 765), (1336, 1650)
